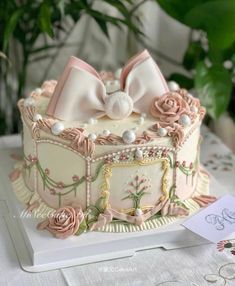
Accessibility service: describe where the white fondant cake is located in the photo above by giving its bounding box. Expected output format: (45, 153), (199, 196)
(10, 50), (216, 239)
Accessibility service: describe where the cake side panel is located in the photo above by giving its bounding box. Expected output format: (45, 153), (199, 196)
(22, 122), (37, 191)
(175, 125), (201, 200)
(90, 148), (174, 214)
(35, 142), (87, 209)
(21, 116), (87, 210)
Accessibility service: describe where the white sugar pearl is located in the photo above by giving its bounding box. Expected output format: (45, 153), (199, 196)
(88, 133), (97, 141)
(122, 130), (136, 144)
(158, 127), (167, 137)
(105, 91), (133, 120)
(135, 208), (143, 216)
(24, 97), (35, 107)
(138, 116), (145, 125)
(114, 68), (122, 79)
(33, 113), (42, 122)
(179, 114), (191, 127)
(103, 129), (111, 136)
(88, 118), (96, 125)
(168, 81), (179, 91)
(141, 113), (147, 118)
(51, 122), (64, 135)
(34, 88), (43, 94)
(135, 149), (143, 160)
(190, 106), (198, 113)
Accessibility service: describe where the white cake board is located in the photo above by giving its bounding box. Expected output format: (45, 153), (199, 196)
(0, 147), (234, 273)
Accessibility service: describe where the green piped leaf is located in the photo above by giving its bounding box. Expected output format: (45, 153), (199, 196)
(169, 185), (176, 200)
(75, 219), (87, 236)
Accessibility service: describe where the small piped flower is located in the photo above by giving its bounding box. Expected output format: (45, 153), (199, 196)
(175, 161), (180, 167)
(50, 188), (56, 195)
(45, 168), (50, 175)
(29, 154), (38, 164)
(182, 161), (186, 167)
(72, 175), (79, 182)
(86, 175), (92, 181)
(57, 182), (65, 189)
(162, 150), (168, 157)
(105, 158), (112, 164)
(148, 149), (155, 157)
(190, 162), (193, 169)
(120, 153), (127, 161)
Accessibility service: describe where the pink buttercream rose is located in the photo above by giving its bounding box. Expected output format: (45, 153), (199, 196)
(37, 206), (84, 239)
(169, 125), (184, 147)
(41, 80), (57, 97)
(178, 89), (200, 108)
(150, 92), (190, 123)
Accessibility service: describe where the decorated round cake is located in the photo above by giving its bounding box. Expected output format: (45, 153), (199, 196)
(10, 50), (216, 239)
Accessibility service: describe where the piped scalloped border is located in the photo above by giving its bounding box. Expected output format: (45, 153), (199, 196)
(18, 86), (205, 158)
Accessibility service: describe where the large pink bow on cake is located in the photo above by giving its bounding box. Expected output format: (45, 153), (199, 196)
(46, 50), (169, 121)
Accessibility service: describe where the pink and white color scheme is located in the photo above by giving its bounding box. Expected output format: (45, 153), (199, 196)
(10, 50), (215, 239)
(46, 50), (169, 121)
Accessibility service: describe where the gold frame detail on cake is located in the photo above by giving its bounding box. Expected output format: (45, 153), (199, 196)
(100, 157), (170, 214)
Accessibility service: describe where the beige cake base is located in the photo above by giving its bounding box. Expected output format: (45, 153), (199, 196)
(11, 160), (209, 233)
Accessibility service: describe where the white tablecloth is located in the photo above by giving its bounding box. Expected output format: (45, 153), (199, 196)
(0, 126), (235, 286)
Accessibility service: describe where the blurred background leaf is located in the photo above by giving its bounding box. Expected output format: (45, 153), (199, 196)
(157, 0), (235, 122)
(195, 62), (232, 119)
(38, 2), (54, 38)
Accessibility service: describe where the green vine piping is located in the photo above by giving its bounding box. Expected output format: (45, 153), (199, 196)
(23, 154), (104, 207)
(168, 184), (189, 210)
(167, 154), (174, 168)
(86, 196), (107, 227)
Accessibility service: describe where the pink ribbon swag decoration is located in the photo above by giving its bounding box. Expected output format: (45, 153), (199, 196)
(46, 50), (169, 121)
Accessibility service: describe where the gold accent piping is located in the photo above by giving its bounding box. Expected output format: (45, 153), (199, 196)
(119, 205), (154, 215)
(101, 158), (170, 211)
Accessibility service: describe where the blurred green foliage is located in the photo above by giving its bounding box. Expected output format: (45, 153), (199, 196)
(157, 0), (235, 120)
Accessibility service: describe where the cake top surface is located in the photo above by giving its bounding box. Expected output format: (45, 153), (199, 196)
(19, 50), (206, 154)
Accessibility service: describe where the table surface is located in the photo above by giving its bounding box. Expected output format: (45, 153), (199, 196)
(0, 126), (235, 286)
